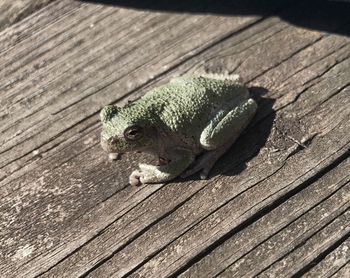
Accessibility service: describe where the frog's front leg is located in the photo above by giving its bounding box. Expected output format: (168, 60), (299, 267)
(129, 148), (195, 186)
(182, 98), (257, 179)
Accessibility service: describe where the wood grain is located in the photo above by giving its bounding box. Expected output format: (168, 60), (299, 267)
(0, 0), (54, 32)
(0, 0), (349, 277)
(0, 1), (264, 277)
(304, 237), (350, 277)
(180, 159), (350, 277)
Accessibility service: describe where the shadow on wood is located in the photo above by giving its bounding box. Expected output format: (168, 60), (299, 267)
(80, 0), (350, 36)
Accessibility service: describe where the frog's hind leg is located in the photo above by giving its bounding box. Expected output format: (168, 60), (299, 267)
(181, 98), (257, 179)
(201, 98), (257, 150)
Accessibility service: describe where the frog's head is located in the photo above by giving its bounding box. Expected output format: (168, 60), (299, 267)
(100, 105), (156, 154)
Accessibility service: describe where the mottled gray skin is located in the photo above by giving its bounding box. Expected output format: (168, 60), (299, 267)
(100, 74), (257, 186)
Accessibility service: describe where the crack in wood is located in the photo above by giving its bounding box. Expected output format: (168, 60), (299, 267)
(1, 1), (350, 276)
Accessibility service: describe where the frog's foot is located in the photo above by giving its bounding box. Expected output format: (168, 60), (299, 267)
(181, 141), (233, 180)
(129, 149), (195, 186)
(129, 169), (143, 186)
(129, 164), (160, 186)
(129, 163), (175, 186)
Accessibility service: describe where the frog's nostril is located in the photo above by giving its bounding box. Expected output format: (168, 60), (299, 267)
(108, 136), (118, 145)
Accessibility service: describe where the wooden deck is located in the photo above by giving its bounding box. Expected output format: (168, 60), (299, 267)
(1, 0), (349, 277)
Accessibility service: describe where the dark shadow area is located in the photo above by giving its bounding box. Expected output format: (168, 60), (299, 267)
(81, 0), (350, 36)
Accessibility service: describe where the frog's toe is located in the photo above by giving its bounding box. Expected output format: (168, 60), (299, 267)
(129, 168), (154, 185)
(129, 170), (142, 186)
(134, 164), (165, 184)
(200, 168), (210, 180)
(181, 152), (217, 179)
(181, 163), (214, 179)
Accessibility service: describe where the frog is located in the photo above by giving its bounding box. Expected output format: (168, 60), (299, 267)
(100, 74), (257, 186)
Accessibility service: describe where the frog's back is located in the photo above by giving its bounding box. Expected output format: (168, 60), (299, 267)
(142, 76), (248, 110)
(139, 75), (249, 137)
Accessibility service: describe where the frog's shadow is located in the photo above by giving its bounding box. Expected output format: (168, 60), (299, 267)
(181, 86), (275, 181)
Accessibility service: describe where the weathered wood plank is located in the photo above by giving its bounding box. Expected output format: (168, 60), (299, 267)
(219, 199), (350, 277)
(180, 159), (350, 277)
(0, 0), (54, 32)
(0, 1), (349, 277)
(258, 211), (349, 278)
(330, 263), (350, 278)
(304, 237), (350, 277)
(293, 236), (349, 277)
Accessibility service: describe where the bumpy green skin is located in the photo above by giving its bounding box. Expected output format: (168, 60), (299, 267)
(100, 75), (257, 186)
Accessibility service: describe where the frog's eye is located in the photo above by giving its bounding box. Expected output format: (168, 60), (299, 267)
(124, 125), (143, 141)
